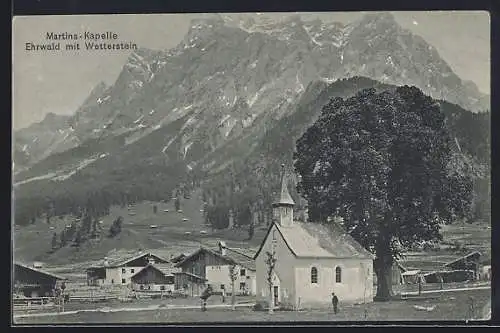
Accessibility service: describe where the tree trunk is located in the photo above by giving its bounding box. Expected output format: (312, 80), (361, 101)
(268, 285), (274, 314)
(231, 280), (236, 310)
(374, 252), (394, 301)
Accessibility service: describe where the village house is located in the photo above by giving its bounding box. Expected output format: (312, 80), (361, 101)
(14, 262), (67, 298)
(254, 166), (374, 309)
(174, 243), (257, 296)
(85, 251), (170, 286)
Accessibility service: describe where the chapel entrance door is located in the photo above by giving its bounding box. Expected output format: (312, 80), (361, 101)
(273, 286), (279, 306)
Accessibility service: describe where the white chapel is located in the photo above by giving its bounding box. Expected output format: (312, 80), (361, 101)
(254, 165), (374, 309)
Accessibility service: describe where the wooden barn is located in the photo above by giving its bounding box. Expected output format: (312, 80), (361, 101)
(14, 262), (67, 298)
(130, 263), (179, 292)
(173, 271), (208, 297)
(443, 251), (482, 280)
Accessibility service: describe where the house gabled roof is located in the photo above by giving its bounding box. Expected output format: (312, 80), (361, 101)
(154, 263), (181, 276)
(173, 271), (208, 282)
(254, 221), (374, 260)
(101, 251), (170, 268)
(175, 246), (256, 270)
(14, 262), (68, 281)
(444, 251), (482, 268)
(130, 263), (180, 280)
(170, 253), (187, 263)
(224, 247), (256, 271)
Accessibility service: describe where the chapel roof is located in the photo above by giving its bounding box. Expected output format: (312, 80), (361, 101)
(255, 221), (374, 260)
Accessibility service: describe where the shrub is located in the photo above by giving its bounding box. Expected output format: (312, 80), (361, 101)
(253, 300), (269, 311)
(277, 302), (295, 311)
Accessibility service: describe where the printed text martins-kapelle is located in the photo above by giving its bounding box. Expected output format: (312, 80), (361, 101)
(45, 32), (119, 40)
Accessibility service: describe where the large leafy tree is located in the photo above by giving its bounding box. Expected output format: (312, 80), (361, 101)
(294, 86), (473, 301)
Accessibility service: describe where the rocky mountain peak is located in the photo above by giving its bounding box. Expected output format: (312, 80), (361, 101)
(357, 12), (398, 26)
(14, 12), (490, 173)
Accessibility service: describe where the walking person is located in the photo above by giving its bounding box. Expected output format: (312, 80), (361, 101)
(331, 292), (339, 314)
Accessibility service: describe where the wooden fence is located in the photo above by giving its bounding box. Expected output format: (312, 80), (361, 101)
(400, 281), (490, 294)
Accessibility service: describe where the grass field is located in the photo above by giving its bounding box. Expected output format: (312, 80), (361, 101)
(14, 288), (490, 324)
(14, 190), (266, 267)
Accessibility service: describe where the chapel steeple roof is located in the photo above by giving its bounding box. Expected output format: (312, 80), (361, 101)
(272, 164), (295, 207)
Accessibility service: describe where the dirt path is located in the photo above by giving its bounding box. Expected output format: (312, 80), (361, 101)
(13, 302), (255, 319)
(479, 300), (491, 320)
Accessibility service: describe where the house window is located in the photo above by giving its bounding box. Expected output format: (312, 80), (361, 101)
(240, 282), (246, 290)
(111, 279), (114, 284)
(335, 267), (342, 283)
(160, 285), (166, 291)
(240, 269), (246, 276)
(131, 269), (135, 274)
(311, 267), (318, 284)
(122, 278), (126, 284)
(122, 268), (126, 274)
(272, 230), (277, 242)
(220, 284), (225, 290)
(140, 285), (144, 290)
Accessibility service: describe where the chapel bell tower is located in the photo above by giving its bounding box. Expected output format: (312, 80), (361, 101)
(272, 164), (295, 227)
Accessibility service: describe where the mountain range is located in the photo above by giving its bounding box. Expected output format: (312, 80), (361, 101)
(12, 12), (490, 227)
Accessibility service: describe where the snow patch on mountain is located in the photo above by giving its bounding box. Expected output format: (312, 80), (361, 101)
(161, 136), (177, 154)
(133, 115), (144, 124)
(53, 156), (101, 181)
(242, 113), (257, 128)
(181, 116), (198, 131)
(183, 142), (193, 159)
(321, 77), (337, 84)
(248, 92), (260, 107)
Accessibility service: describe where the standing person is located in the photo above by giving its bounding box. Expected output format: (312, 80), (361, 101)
(200, 285), (212, 312)
(221, 287), (226, 303)
(331, 292), (339, 314)
(438, 274), (444, 290)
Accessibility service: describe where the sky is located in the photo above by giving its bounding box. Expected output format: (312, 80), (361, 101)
(12, 11), (490, 130)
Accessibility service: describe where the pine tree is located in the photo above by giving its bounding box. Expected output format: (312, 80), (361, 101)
(248, 222), (255, 240)
(59, 230), (67, 248)
(51, 232), (58, 250)
(174, 197), (181, 212)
